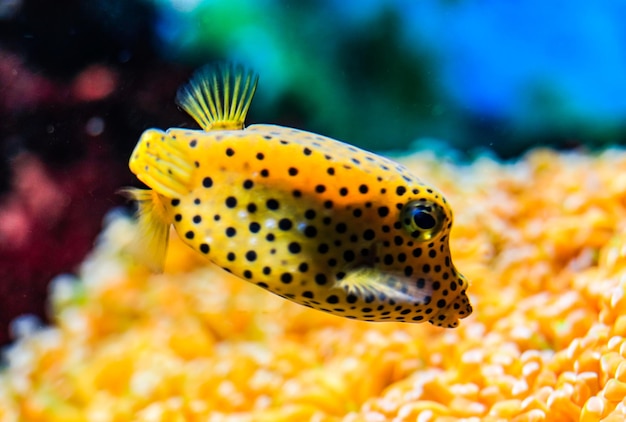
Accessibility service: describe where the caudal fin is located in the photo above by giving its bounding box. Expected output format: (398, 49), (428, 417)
(128, 129), (193, 199)
(120, 188), (170, 272)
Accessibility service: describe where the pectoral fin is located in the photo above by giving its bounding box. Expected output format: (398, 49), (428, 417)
(337, 267), (434, 307)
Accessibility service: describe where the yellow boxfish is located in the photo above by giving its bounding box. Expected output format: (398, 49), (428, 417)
(125, 63), (472, 327)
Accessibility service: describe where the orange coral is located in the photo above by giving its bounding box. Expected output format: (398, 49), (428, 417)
(2, 148), (626, 421)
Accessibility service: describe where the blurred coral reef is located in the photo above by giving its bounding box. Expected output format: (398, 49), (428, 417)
(0, 47), (180, 344)
(0, 3), (185, 343)
(3, 150), (626, 420)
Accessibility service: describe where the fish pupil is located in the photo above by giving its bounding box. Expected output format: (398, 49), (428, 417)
(412, 209), (436, 230)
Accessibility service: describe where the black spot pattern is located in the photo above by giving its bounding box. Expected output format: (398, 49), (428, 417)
(163, 123), (470, 328)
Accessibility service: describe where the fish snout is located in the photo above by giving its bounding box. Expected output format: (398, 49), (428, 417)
(429, 286), (472, 328)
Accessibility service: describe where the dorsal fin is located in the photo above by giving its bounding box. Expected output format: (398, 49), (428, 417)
(176, 62), (258, 131)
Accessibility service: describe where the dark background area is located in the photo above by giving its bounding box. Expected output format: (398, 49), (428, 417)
(1, 0), (625, 345)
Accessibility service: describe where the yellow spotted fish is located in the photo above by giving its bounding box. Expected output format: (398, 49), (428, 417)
(126, 63), (472, 327)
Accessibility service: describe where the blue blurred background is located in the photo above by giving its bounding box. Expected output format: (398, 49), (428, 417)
(1, 0), (625, 344)
(149, 0), (626, 154)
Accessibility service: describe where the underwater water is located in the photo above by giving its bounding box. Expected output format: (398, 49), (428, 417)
(2, 0), (626, 420)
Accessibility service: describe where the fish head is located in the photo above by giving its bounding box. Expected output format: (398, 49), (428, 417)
(348, 183), (472, 327)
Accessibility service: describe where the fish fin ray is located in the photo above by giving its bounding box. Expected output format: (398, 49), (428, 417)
(128, 129), (193, 197)
(176, 62), (258, 131)
(337, 267), (434, 306)
(119, 188), (170, 272)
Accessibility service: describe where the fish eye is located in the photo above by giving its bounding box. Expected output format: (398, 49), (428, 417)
(400, 200), (445, 241)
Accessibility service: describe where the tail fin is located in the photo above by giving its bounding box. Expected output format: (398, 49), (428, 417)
(120, 188), (170, 272)
(176, 62), (258, 131)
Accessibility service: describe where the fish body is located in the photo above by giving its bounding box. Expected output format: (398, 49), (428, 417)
(127, 63), (472, 327)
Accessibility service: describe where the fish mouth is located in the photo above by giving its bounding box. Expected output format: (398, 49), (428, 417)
(429, 281), (473, 328)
